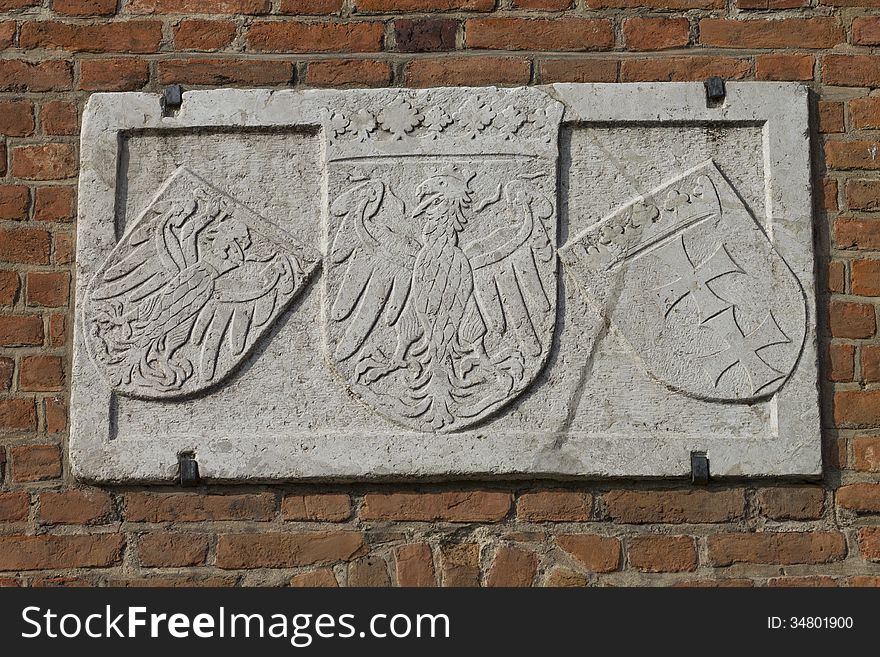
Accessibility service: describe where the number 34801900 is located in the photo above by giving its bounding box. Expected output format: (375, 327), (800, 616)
(768, 617), (854, 629)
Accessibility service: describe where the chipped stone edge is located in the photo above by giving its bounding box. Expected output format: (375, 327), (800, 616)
(71, 84), (820, 483)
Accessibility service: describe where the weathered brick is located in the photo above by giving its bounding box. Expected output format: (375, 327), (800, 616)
(465, 18), (613, 51)
(45, 396), (67, 433)
(853, 17), (880, 46)
(828, 342), (854, 382)
(439, 543), (480, 586)
(360, 491), (511, 522)
(247, 21), (384, 53)
(394, 543), (436, 586)
(39, 489), (113, 524)
(0, 271), (19, 306)
(544, 567), (589, 587)
(848, 576), (880, 586)
(0, 100), (34, 137)
(406, 56), (530, 86)
(53, 234), (75, 266)
(835, 390), (880, 427)
(11, 443), (61, 481)
(0, 534), (124, 570)
(80, 58), (150, 91)
(126, 492), (276, 522)
(852, 260), (880, 296)
(834, 217), (880, 250)
(0, 229), (51, 265)
(539, 59), (617, 83)
(34, 186), (75, 222)
(768, 576), (837, 587)
(282, 493), (351, 521)
(756, 486), (825, 520)
(624, 18), (689, 51)
(708, 532), (846, 566)
(173, 19), (237, 50)
(305, 59), (393, 87)
(829, 300), (876, 338)
(0, 357), (13, 390)
(26, 271), (69, 307)
(128, 0), (270, 12)
(699, 18), (843, 49)
(0, 60), (72, 92)
(824, 55), (880, 87)
(348, 554), (391, 586)
(588, 0), (721, 6)
(112, 576), (237, 587)
(0, 399), (35, 432)
(0, 186), (29, 221)
(604, 489), (745, 523)
(555, 534), (621, 572)
(0, 0), (38, 9)
(517, 490), (591, 522)
(158, 58), (294, 86)
(851, 96), (880, 130)
(829, 260), (846, 294)
(356, 0), (493, 10)
(846, 180), (880, 211)
(279, 0), (343, 13)
(20, 355), (65, 392)
(395, 18), (457, 53)
(512, 0), (570, 7)
(289, 568), (338, 586)
(838, 483), (880, 512)
(11, 144), (77, 181)
(621, 56), (750, 82)
(139, 533), (210, 567)
(628, 536), (697, 572)
(0, 314), (43, 345)
(0, 491), (29, 522)
(486, 545), (537, 586)
(217, 531), (365, 568)
(0, 22), (13, 50)
(853, 434), (880, 471)
(53, 0), (117, 15)
(755, 53), (814, 81)
(824, 178), (839, 212)
(738, 0), (806, 7)
(20, 20), (163, 54)
(818, 100), (844, 133)
(40, 100), (78, 135)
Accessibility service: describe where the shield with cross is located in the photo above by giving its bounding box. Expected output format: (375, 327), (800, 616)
(560, 160), (807, 403)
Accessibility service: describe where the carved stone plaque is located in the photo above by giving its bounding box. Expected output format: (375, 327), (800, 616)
(72, 84), (819, 482)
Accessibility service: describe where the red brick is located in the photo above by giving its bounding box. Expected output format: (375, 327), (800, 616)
(20, 20), (163, 54)
(465, 18), (613, 51)
(857, 527), (880, 562)
(247, 21), (384, 53)
(48, 313), (67, 346)
(157, 58), (294, 86)
(30, 577), (93, 587)
(0, 314), (43, 345)
(0, 399), (36, 431)
(544, 567), (588, 587)
(395, 18), (457, 53)
(605, 489), (745, 523)
(517, 490), (591, 522)
(26, 271), (69, 307)
(756, 486), (825, 520)
(0, 534), (124, 570)
(829, 300), (876, 338)
(673, 578), (753, 587)
(305, 60), (393, 87)
(847, 180), (880, 211)
(19, 355), (65, 392)
(0, 60), (72, 92)
(54, 235), (75, 266)
(818, 101), (844, 134)
(173, 19), (237, 50)
(621, 56), (750, 82)
(824, 178), (839, 211)
(53, 0), (117, 15)
(0, 100), (34, 137)
(394, 543), (436, 586)
(834, 217), (880, 250)
(45, 396), (67, 432)
(852, 260), (880, 296)
(128, 0), (270, 11)
(555, 534), (620, 572)
(486, 545), (538, 586)
(512, 0), (570, 7)
(11, 443), (61, 481)
(406, 56), (530, 86)
(848, 576), (880, 586)
(289, 568), (338, 586)
(11, 144), (77, 180)
(851, 97), (880, 130)
(0, 491), (29, 522)
(824, 55), (880, 88)
(837, 483), (880, 512)
(40, 100), (78, 136)
(439, 543), (480, 586)
(755, 54), (814, 81)
(699, 18), (843, 49)
(836, 390), (880, 427)
(34, 186), (75, 222)
(139, 533), (209, 567)
(539, 59), (617, 83)
(360, 491), (511, 522)
(0, 357), (13, 390)
(356, 0), (493, 10)
(0, 0), (38, 8)
(279, 0), (343, 12)
(348, 554), (391, 586)
(624, 18), (690, 51)
(628, 536), (697, 572)
(0, 22), (13, 50)
(738, 0), (806, 7)
(282, 493), (351, 521)
(217, 531), (365, 568)
(0, 578), (19, 587)
(708, 532), (846, 566)
(0, 186), (29, 220)
(768, 576), (837, 587)
(126, 492), (276, 522)
(80, 58), (150, 91)
(112, 576), (237, 587)
(589, 0), (720, 6)
(39, 489), (113, 524)
(828, 342), (854, 382)
(852, 17), (880, 46)
(0, 271), (19, 306)
(853, 434), (880, 471)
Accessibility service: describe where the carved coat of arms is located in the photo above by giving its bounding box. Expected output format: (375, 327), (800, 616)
(81, 87), (807, 433)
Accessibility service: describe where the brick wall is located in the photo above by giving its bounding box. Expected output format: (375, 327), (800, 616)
(0, 0), (878, 587)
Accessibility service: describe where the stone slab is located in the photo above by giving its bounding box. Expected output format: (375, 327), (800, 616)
(71, 83), (820, 482)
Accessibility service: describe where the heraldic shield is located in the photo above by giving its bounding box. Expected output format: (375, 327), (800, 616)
(321, 88), (564, 433)
(561, 160), (807, 403)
